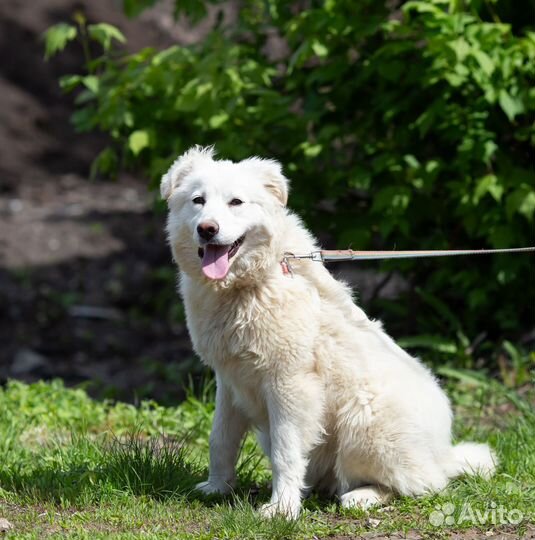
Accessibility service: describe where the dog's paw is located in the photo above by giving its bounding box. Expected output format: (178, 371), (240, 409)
(259, 500), (301, 520)
(340, 486), (392, 510)
(194, 480), (232, 496)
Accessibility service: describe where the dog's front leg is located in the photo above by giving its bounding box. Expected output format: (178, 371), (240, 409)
(260, 376), (323, 520)
(196, 374), (248, 495)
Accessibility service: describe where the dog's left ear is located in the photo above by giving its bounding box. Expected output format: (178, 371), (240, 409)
(242, 157), (289, 206)
(161, 145), (215, 201)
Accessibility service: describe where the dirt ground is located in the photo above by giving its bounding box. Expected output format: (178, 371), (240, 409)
(0, 0), (209, 402)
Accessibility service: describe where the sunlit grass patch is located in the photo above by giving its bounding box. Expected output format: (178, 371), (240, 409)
(103, 432), (204, 499)
(0, 376), (533, 538)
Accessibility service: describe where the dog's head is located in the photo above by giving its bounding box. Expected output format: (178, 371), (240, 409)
(162, 146), (289, 286)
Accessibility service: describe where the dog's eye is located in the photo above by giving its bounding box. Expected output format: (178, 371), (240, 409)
(229, 198), (243, 206)
(192, 196), (205, 205)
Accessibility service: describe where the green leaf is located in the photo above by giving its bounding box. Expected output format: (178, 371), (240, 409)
(123, 0), (157, 18)
(506, 186), (535, 221)
(90, 147), (118, 179)
(403, 1), (447, 18)
(483, 140), (497, 163)
(311, 39), (329, 58)
(348, 167), (372, 189)
(403, 154), (420, 169)
(59, 75), (84, 93)
(43, 23), (77, 60)
(518, 192), (535, 221)
(299, 142), (323, 158)
(445, 72), (466, 87)
(471, 49), (494, 76)
(82, 75), (99, 94)
(436, 367), (490, 386)
(128, 130), (150, 155)
(398, 335), (458, 354)
(473, 174), (503, 204)
(449, 38), (470, 61)
(499, 89), (524, 121)
(208, 112), (229, 129)
(372, 186), (411, 212)
(71, 107), (97, 132)
(88, 23), (126, 51)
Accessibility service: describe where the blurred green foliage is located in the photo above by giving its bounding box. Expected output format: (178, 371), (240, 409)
(44, 0), (534, 356)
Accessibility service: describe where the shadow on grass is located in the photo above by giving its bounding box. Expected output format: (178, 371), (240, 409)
(0, 431), (219, 506)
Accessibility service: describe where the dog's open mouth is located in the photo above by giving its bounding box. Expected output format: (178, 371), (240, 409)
(198, 235), (245, 280)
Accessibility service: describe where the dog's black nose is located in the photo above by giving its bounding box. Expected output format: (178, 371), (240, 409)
(197, 221), (219, 241)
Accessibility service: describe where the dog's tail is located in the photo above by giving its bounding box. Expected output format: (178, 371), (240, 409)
(446, 442), (497, 480)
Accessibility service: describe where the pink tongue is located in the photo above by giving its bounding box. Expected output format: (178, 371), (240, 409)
(202, 244), (231, 280)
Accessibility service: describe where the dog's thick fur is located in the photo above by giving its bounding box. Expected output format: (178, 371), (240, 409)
(162, 146), (496, 518)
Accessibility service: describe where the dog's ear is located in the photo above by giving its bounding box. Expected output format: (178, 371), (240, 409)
(242, 157), (289, 206)
(160, 145), (215, 200)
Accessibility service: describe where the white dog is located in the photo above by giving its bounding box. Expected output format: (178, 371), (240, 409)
(161, 146), (496, 519)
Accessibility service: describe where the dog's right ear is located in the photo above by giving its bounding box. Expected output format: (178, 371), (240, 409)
(160, 145), (215, 201)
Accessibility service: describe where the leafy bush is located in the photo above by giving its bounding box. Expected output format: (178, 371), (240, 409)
(44, 0), (534, 363)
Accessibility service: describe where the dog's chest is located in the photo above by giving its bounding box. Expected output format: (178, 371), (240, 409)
(184, 276), (319, 362)
(186, 291), (278, 370)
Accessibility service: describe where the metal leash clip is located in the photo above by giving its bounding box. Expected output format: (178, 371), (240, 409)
(284, 251), (324, 262)
(281, 254), (294, 277)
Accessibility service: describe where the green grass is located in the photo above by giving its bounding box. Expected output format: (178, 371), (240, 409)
(0, 374), (533, 539)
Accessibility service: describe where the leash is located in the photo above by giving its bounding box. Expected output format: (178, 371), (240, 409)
(283, 247), (535, 264)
